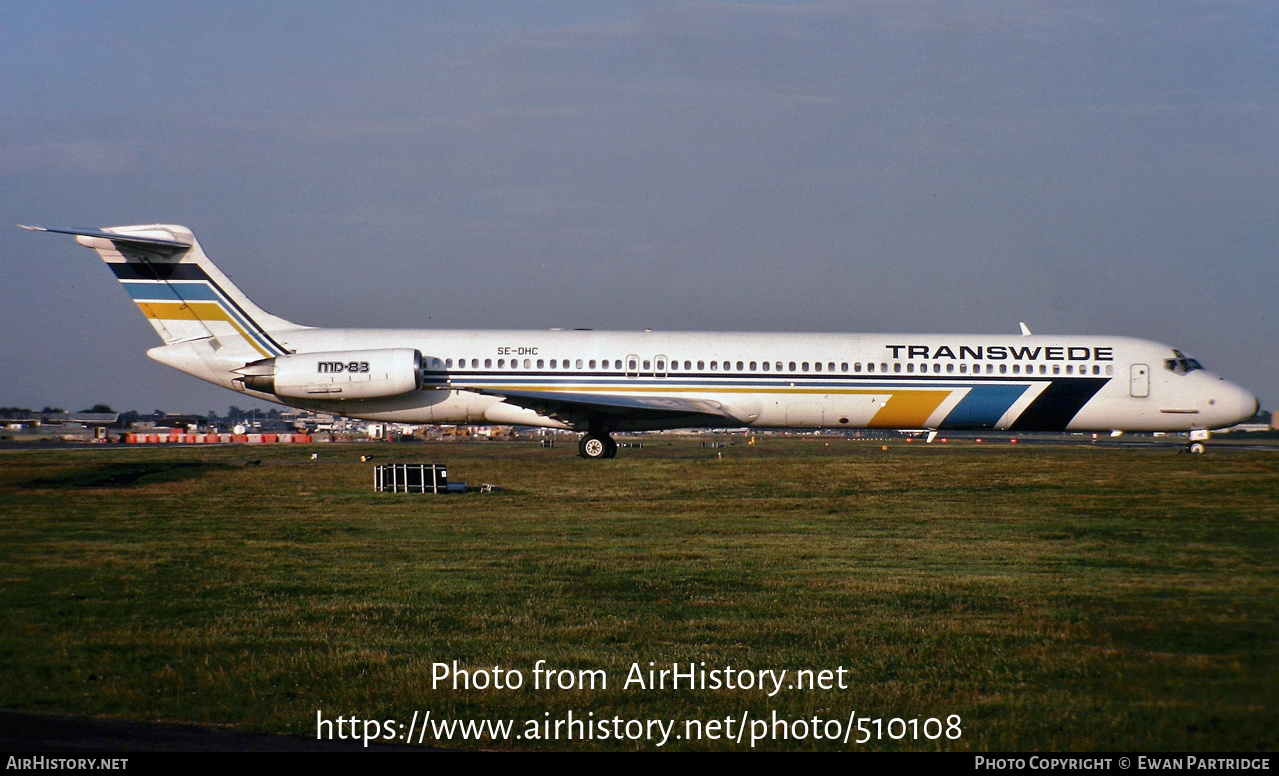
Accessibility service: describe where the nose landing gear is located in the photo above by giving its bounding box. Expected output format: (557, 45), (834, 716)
(1183, 429), (1210, 455)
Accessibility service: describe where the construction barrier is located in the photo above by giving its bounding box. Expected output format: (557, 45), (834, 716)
(123, 432), (317, 444)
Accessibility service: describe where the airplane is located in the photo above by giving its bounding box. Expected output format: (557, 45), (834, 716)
(21, 223), (1259, 458)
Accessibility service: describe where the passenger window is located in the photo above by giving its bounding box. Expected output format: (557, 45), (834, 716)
(814, 362), (822, 372)
(710, 361), (717, 371)
(906, 363), (914, 373)
(789, 362), (797, 371)
(737, 361), (744, 371)
(750, 361), (757, 371)
(497, 359), (504, 368)
(537, 359), (544, 369)
(867, 363), (875, 373)
(802, 362), (810, 372)
(485, 359), (493, 368)
(684, 360), (691, 370)
(762, 361), (769, 371)
(698, 361), (705, 370)
(947, 363), (954, 373)
(894, 363), (902, 373)
(842, 363), (849, 373)
(576, 359), (584, 369)
(628, 359), (637, 370)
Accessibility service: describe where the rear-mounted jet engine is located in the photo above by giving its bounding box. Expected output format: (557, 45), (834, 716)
(234, 348), (422, 400)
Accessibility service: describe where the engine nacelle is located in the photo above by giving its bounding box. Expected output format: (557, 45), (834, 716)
(235, 348), (422, 400)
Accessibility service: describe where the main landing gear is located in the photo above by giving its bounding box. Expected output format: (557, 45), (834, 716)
(578, 432), (618, 459)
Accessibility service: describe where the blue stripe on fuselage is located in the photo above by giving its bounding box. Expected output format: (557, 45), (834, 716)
(938, 384), (1027, 429)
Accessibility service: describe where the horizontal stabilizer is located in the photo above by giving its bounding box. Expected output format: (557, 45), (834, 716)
(19, 225), (192, 251)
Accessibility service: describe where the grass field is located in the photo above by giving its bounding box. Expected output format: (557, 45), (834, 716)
(1, 437), (1276, 751)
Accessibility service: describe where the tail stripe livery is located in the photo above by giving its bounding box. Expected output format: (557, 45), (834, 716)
(109, 261), (288, 357)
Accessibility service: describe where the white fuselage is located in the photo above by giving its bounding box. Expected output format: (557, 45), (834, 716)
(163, 327), (1258, 433)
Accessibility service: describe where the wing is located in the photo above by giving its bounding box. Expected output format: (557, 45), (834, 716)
(474, 387), (746, 431)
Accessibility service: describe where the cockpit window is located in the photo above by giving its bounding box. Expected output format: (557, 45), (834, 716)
(1163, 349), (1203, 376)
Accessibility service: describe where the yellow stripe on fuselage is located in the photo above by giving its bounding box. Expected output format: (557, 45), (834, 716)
(865, 390), (951, 428)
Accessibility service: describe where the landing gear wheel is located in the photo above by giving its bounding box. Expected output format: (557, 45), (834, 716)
(579, 433), (612, 460)
(1188, 442), (1206, 455)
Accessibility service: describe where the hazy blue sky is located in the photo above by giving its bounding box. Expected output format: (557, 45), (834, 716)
(3, 1), (1275, 414)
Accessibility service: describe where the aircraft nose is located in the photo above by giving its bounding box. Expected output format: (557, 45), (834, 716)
(1242, 389), (1259, 424)
(1219, 380), (1259, 427)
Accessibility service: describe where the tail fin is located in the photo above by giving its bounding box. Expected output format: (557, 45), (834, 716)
(21, 224), (302, 358)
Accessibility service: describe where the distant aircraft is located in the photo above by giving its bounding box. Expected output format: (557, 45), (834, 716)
(22, 224), (1258, 458)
